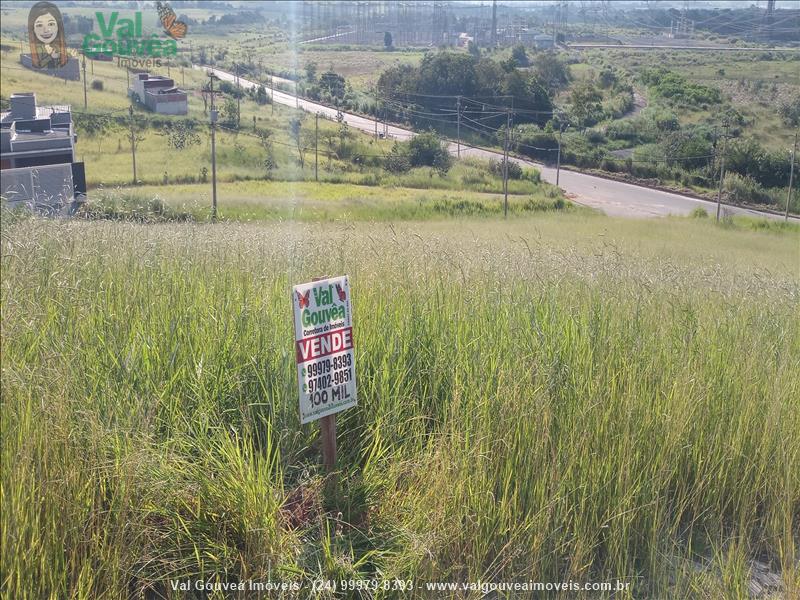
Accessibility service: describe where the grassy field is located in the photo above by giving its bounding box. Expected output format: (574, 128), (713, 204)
(88, 179), (567, 222)
(2, 212), (798, 599)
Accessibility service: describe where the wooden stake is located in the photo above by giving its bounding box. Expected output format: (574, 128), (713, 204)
(320, 414), (337, 473)
(312, 277), (337, 475)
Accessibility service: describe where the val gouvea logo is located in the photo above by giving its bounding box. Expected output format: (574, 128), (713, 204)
(79, 0), (188, 67)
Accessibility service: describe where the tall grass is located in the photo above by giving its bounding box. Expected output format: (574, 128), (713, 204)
(1, 216), (798, 598)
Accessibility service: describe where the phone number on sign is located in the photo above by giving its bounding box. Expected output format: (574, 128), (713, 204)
(307, 367), (353, 393)
(312, 580), (413, 593)
(306, 354), (353, 377)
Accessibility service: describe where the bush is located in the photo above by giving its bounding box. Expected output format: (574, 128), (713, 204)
(383, 144), (411, 174)
(91, 79), (103, 91)
(489, 159), (523, 180)
(723, 172), (770, 205)
(778, 97), (800, 127)
(511, 125), (559, 162)
(640, 68), (721, 107)
(407, 132), (452, 173)
(690, 206), (709, 218)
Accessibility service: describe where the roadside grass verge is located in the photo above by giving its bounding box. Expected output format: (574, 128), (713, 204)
(79, 181), (571, 222)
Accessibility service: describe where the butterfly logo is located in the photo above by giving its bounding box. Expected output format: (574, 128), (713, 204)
(296, 290), (310, 309)
(335, 283), (346, 302)
(157, 1), (188, 40)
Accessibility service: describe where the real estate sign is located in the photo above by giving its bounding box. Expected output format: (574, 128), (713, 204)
(292, 276), (357, 424)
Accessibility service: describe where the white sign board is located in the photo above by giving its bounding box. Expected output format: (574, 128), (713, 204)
(292, 276), (357, 424)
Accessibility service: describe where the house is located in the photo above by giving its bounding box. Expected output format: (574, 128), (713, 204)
(129, 73), (188, 115)
(458, 32), (473, 48)
(0, 93), (86, 213)
(534, 34), (555, 50)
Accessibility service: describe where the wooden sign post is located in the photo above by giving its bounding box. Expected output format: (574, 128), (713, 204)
(292, 276), (357, 475)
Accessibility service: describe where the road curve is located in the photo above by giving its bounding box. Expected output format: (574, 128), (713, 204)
(198, 65), (796, 221)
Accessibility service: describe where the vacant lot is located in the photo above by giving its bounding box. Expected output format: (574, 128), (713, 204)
(2, 214), (798, 598)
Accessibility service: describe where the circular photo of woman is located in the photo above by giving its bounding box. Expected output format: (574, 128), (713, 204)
(28, 1), (68, 69)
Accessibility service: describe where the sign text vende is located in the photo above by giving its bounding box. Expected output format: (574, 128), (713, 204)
(297, 327), (353, 362)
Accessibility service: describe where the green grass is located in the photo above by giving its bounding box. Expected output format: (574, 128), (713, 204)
(2, 214), (798, 598)
(82, 179), (569, 222)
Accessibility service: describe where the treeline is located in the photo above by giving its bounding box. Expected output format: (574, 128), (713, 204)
(376, 49), (568, 129)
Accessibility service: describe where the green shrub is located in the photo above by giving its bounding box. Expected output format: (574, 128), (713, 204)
(488, 159), (523, 180)
(384, 145), (411, 174)
(723, 172), (770, 205)
(690, 206), (709, 218)
(407, 132), (452, 174)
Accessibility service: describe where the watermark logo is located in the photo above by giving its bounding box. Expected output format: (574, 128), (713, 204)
(156, 2), (188, 40)
(28, 1), (68, 69)
(78, 1), (188, 67)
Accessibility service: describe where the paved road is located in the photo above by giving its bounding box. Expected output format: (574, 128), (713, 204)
(567, 44), (800, 52)
(200, 65), (796, 221)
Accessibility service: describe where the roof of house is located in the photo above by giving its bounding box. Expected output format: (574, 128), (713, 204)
(0, 105), (71, 125)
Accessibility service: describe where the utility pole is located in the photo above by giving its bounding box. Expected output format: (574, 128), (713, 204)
(503, 110), (510, 218)
(556, 125), (563, 186)
(209, 72), (219, 222)
(715, 122), (729, 222)
(315, 112), (319, 182)
(128, 106), (137, 184)
(456, 95), (461, 159)
(374, 85), (378, 140)
(181, 67), (185, 87)
(82, 55), (87, 109)
(786, 130), (797, 221)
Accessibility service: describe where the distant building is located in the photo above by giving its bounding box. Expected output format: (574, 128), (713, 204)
(457, 32), (473, 48)
(129, 73), (188, 115)
(534, 34), (555, 50)
(0, 93), (86, 213)
(19, 53), (80, 80)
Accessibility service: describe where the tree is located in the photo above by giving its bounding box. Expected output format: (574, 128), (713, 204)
(220, 97), (238, 128)
(407, 131), (452, 173)
(319, 71), (346, 100)
(289, 117), (306, 168)
(778, 97), (800, 127)
(416, 52), (479, 97)
(384, 31), (393, 50)
(75, 113), (113, 152)
(336, 111), (350, 154)
(533, 52), (570, 92)
(598, 67), (618, 89)
(305, 61), (317, 82)
(502, 71), (553, 126)
(258, 130), (277, 178)
(467, 40), (480, 58)
(384, 143), (411, 173)
(253, 84), (269, 105)
(511, 44), (529, 67)
(569, 82), (603, 128)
